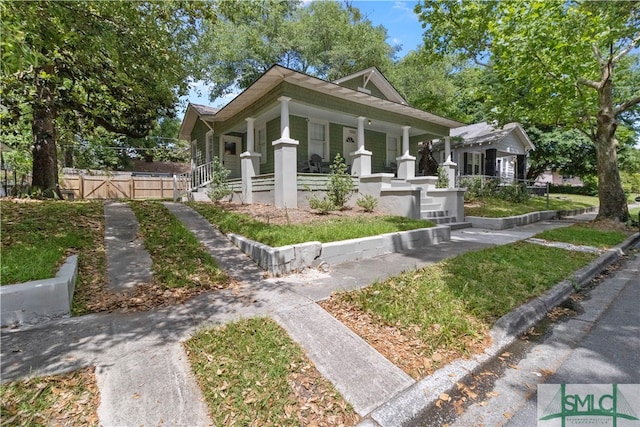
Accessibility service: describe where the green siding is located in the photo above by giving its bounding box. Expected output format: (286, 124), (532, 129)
(366, 130), (387, 173)
(282, 82), (450, 137)
(338, 78), (387, 100)
(191, 119), (211, 165)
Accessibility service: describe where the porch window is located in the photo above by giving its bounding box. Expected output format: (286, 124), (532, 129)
(257, 125), (267, 164)
(386, 136), (398, 166)
(308, 120), (328, 160)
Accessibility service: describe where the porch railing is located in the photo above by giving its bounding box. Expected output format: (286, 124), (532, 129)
(172, 161), (215, 201)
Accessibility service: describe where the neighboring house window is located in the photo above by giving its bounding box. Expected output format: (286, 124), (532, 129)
(386, 136), (398, 166)
(308, 120), (328, 160)
(464, 152), (484, 175)
(205, 131), (214, 163)
(257, 125), (267, 164)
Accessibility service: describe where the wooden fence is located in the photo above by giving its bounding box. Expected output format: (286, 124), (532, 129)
(61, 175), (183, 200)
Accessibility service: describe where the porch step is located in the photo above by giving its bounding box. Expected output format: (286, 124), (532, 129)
(191, 187), (211, 202)
(421, 210), (454, 224)
(420, 203), (441, 211)
(389, 179), (413, 188)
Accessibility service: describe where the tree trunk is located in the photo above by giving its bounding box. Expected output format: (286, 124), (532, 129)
(594, 77), (629, 222)
(31, 67), (59, 197)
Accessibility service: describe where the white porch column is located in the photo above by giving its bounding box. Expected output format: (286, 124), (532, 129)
(396, 125), (416, 180)
(350, 116), (372, 176)
(273, 96), (299, 208)
(241, 117), (261, 204)
(442, 136), (457, 188)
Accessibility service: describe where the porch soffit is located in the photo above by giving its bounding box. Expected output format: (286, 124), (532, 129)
(209, 65), (464, 137)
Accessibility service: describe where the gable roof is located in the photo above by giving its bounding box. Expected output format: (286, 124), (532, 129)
(178, 103), (219, 141)
(448, 122), (535, 151)
(179, 65), (464, 140)
(332, 66), (408, 105)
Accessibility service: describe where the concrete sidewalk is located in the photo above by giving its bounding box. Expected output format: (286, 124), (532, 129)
(1, 203), (638, 426)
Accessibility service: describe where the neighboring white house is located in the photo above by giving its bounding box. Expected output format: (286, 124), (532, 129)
(430, 122), (535, 183)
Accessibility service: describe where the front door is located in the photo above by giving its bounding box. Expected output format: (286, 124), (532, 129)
(343, 127), (357, 166)
(220, 135), (241, 179)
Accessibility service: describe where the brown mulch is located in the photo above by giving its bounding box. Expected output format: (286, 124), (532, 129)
(319, 298), (492, 381)
(220, 201), (385, 225)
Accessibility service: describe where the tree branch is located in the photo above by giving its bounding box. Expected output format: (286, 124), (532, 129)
(577, 77), (600, 90)
(591, 43), (605, 67)
(615, 94), (640, 115)
(612, 32), (640, 65)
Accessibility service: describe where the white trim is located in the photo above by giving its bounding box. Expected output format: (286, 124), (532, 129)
(386, 135), (399, 166)
(205, 130), (214, 163)
(256, 123), (267, 164)
(307, 119), (329, 161)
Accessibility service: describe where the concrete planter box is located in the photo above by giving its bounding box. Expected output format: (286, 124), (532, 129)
(466, 207), (597, 230)
(1, 255), (78, 327)
(229, 225), (450, 276)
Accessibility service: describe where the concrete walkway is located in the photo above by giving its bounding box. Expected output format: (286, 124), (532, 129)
(1, 203), (637, 426)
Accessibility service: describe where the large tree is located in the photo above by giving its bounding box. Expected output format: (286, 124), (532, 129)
(197, 0), (398, 100)
(1, 1), (212, 196)
(415, 0), (640, 222)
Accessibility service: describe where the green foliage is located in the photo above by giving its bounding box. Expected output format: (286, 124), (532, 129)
(356, 194), (378, 213)
(525, 126), (596, 181)
(206, 157), (233, 202)
(415, 0), (639, 221)
(2, 1), (213, 192)
(327, 153), (355, 209)
(189, 202), (434, 247)
(308, 193), (336, 214)
(197, 0), (398, 98)
(436, 166), (449, 189)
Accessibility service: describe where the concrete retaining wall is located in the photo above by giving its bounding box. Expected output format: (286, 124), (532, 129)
(1, 255), (78, 326)
(229, 225), (450, 276)
(466, 207), (597, 230)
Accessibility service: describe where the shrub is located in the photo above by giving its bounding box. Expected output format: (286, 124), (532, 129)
(327, 153), (355, 209)
(308, 193), (336, 214)
(356, 194), (378, 212)
(436, 166), (449, 189)
(206, 156), (233, 201)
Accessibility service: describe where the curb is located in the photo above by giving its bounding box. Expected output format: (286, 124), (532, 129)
(360, 231), (640, 426)
(0, 255), (78, 327)
(229, 225), (451, 276)
(465, 206), (597, 230)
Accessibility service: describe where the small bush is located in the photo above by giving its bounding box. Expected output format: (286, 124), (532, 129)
(327, 153), (355, 209)
(308, 193), (336, 214)
(356, 194), (378, 212)
(206, 157), (233, 201)
(436, 166), (449, 189)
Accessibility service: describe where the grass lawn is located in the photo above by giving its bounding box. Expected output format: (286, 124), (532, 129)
(534, 223), (633, 248)
(129, 201), (229, 289)
(188, 202), (435, 246)
(1, 200), (105, 285)
(465, 193), (597, 218)
(185, 318), (359, 426)
(0, 368), (99, 426)
(322, 241), (597, 379)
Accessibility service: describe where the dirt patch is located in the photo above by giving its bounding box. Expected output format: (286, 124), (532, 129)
(219, 201), (385, 225)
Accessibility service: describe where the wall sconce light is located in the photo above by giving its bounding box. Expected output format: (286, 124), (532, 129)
(367, 119), (372, 125)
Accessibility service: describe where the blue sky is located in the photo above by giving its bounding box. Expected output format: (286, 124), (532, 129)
(183, 1), (424, 111)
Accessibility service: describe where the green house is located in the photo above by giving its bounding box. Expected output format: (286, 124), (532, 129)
(178, 65), (467, 220)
